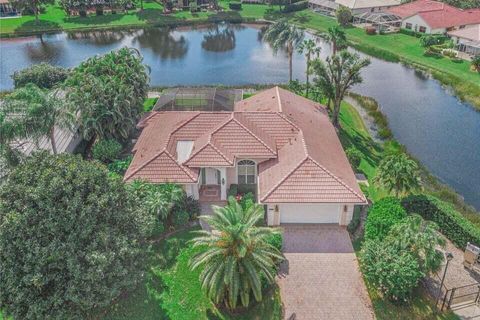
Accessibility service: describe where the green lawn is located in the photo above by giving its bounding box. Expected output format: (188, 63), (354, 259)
(143, 97), (158, 112)
(100, 226), (281, 320)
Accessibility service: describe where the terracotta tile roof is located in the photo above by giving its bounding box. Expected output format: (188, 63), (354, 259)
(388, 0), (480, 29)
(125, 87), (366, 204)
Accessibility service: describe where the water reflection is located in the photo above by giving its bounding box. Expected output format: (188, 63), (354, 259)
(201, 25), (236, 52)
(133, 27), (188, 59)
(25, 36), (64, 63)
(67, 30), (133, 45)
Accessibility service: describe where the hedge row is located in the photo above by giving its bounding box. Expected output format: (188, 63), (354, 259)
(401, 195), (480, 249)
(282, 1), (307, 13)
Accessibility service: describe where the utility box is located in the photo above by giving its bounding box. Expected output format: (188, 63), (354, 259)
(464, 242), (480, 269)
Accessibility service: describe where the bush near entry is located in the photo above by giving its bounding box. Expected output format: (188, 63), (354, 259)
(364, 197), (407, 241)
(402, 194), (480, 249)
(92, 139), (122, 163)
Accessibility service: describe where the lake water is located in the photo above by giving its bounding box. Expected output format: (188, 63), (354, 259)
(0, 23), (479, 209)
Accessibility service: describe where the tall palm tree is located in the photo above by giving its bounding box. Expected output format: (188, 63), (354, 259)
(311, 50), (370, 128)
(298, 39), (321, 98)
(325, 26), (346, 56)
(374, 153), (422, 197)
(190, 197), (283, 310)
(263, 19), (305, 82)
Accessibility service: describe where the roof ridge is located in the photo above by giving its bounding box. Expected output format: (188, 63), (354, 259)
(164, 149), (197, 181)
(307, 156), (366, 202)
(275, 86), (282, 112)
(169, 112), (201, 136)
(124, 149), (168, 181)
(209, 143), (235, 165)
(231, 117), (276, 155)
(260, 156), (309, 202)
(276, 112), (301, 130)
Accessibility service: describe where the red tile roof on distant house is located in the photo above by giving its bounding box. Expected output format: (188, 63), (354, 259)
(388, 0), (480, 29)
(125, 87), (366, 204)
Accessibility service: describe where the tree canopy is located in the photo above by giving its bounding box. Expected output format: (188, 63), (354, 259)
(374, 153), (422, 196)
(0, 152), (153, 319)
(12, 63), (70, 89)
(65, 47), (149, 149)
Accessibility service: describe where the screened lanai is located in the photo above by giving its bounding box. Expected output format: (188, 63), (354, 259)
(353, 12), (402, 32)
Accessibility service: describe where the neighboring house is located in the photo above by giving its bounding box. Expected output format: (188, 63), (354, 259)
(448, 24), (480, 56)
(125, 87), (367, 226)
(309, 0), (400, 15)
(388, 0), (480, 34)
(0, 0), (18, 17)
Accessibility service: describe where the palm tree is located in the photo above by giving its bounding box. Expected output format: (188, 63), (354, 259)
(311, 50), (370, 128)
(1, 84), (73, 154)
(263, 19), (305, 82)
(298, 39), (321, 98)
(190, 197), (283, 310)
(374, 153), (422, 197)
(325, 26), (346, 55)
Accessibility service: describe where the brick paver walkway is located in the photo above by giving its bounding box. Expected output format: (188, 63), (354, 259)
(277, 224), (375, 320)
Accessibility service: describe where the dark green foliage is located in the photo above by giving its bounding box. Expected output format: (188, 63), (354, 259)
(361, 239), (423, 302)
(229, 1), (241, 10)
(361, 215), (445, 302)
(239, 192), (255, 210)
(0, 152), (152, 319)
(228, 183), (238, 198)
(472, 55), (480, 72)
(265, 232), (283, 252)
(92, 139), (122, 163)
(346, 147), (362, 169)
(282, 0), (307, 12)
(402, 194), (480, 248)
(173, 195), (201, 220)
(10, 0), (54, 21)
(12, 63), (69, 89)
(399, 28), (423, 38)
(364, 197), (407, 241)
(347, 205), (361, 234)
(173, 210), (190, 227)
(336, 6), (352, 26)
(65, 48), (149, 144)
(420, 35), (446, 48)
(107, 155), (133, 175)
(238, 183), (257, 195)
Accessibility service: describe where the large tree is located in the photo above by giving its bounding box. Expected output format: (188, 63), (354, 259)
(311, 50), (370, 128)
(0, 152), (153, 319)
(263, 19), (305, 82)
(65, 47), (149, 154)
(325, 26), (346, 56)
(374, 153), (422, 196)
(190, 197), (283, 310)
(1, 84), (73, 154)
(298, 39), (320, 98)
(9, 0), (54, 23)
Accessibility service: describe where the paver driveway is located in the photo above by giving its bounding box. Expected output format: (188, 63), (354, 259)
(277, 224), (375, 320)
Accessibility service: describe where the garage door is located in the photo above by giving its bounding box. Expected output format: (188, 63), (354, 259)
(280, 204), (341, 224)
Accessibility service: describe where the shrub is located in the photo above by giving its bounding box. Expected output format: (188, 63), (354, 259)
(173, 209), (190, 227)
(347, 205), (361, 234)
(365, 26), (376, 35)
(282, 0), (307, 12)
(399, 28), (421, 38)
(265, 232), (283, 252)
(361, 239), (423, 302)
(108, 155), (133, 175)
(92, 139), (122, 163)
(346, 147), (362, 169)
(173, 195), (200, 220)
(12, 63), (69, 89)
(0, 153), (152, 319)
(402, 194), (480, 248)
(229, 1), (241, 9)
(364, 197), (407, 241)
(239, 192), (255, 210)
(336, 6), (352, 27)
(228, 183), (238, 197)
(471, 55), (480, 72)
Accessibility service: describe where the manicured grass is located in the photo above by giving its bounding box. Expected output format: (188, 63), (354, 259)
(143, 97), (158, 112)
(101, 226), (282, 320)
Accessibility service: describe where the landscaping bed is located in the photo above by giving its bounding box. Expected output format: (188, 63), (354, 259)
(100, 227), (282, 320)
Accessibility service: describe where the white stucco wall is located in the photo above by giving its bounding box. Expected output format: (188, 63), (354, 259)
(401, 14), (445, 34)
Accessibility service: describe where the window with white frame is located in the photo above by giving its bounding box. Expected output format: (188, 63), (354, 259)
(237, 160), (256, 184)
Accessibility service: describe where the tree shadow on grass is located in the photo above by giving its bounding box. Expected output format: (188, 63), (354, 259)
(63, 12), (125, 25)
(15, 20), (61, 33)
(136, 8), (186, 25)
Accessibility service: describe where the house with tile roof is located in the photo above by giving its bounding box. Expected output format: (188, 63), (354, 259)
(125, 87), (367, 226)
(388, 0), (480, 34)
